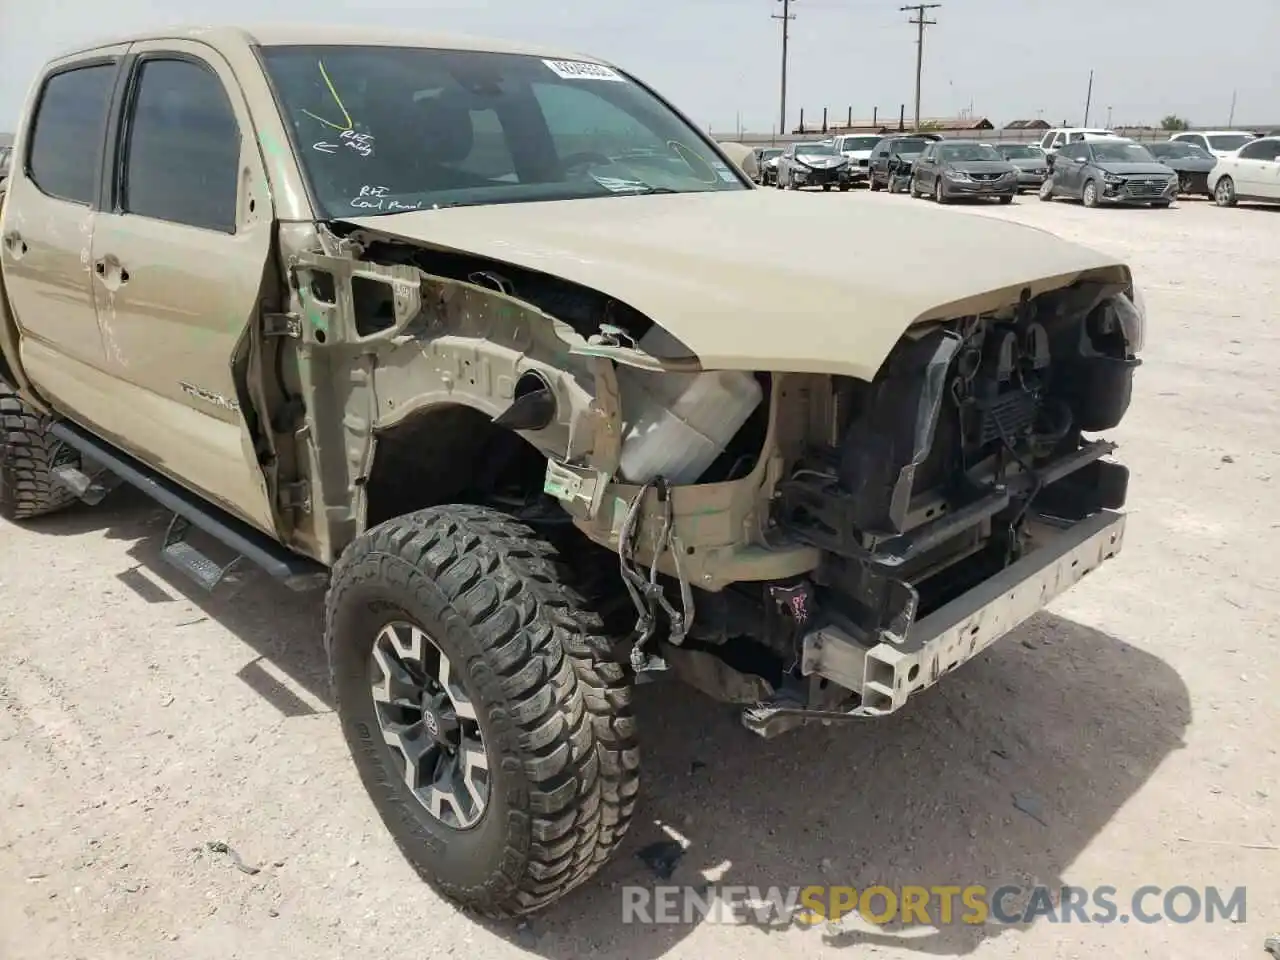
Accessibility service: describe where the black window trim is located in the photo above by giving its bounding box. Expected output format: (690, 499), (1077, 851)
(23, 56), (124, 209)
(109, 49), (244, 235)
(1239, 138), (1280, 161)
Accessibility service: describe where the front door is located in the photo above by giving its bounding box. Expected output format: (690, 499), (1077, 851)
(88, 40), (278, 532)
(1054, 143), (1086, 193)
(0, 52), (126, 412)
(1233, 139), (1280, 197)
(915, 143), (937, 191)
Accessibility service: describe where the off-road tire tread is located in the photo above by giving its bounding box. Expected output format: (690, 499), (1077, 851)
(0, 383), (79, 520)
(326, 503), (637, 917)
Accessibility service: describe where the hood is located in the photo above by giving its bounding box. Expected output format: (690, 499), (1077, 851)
(1094, 161), (1176, 176)
(840, 149), (875, 160)
(1007, 157), (1049, 171)
(794, 154), (847, 168)
(1159, 157), (1216, 173)
(946, 160), (1017, 175)
(341, 190), (1128, 381)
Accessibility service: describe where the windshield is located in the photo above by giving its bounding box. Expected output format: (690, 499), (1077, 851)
(996, 144), (1043, 159)
(260, 45), (747, 216)
(796, 142), (836, 155)
(1151, 142), (1211, 159)
(889, 138), (929, 155)
(1206, 134), (1255, 152)
(838, 136), (881, 151)
(1090, 141), (1156, 163)
(938, 143), (1001, 162)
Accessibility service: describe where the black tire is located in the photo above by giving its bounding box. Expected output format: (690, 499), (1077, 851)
(1151, 200), (1171, 208)
(998, 194), (1014, 205)
(1038, 179), (1055, 201)
(869, 174), (882, 192)
(0, 382), (80, 521)
(325, 504), (638, 918)
(838, 183), (849, 192)
(934, 179), (948, 204)
(1214, 176), (1237, 207)
(1082, 179), (1099, 208)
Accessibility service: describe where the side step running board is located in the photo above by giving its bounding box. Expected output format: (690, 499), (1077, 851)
(49, 420), (328, 592)
(162, 515), (243, 591)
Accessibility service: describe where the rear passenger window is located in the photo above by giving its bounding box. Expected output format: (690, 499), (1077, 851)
(121, 58), (240, 233)
(27, 63), (117, 204)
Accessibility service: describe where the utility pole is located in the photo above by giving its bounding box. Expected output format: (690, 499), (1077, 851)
(1083, 69), (1094, 126)
(1228, 88), (1237, 126)
(900, 3), (940, 132)
(773, 0), (797, 136)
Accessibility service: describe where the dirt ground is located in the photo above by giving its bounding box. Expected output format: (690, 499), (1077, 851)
(1, 190), (1277, 960)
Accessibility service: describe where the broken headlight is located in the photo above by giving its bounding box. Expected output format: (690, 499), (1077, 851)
(1121, 285), (1147, 355)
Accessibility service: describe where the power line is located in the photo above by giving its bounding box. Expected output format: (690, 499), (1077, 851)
(772, 0), (796, 135)
(899, 3), (940, 132)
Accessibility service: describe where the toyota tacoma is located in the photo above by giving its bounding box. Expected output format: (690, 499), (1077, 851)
(0, 24), (1143, 918)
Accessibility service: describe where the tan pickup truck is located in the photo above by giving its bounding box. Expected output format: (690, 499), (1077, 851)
(0, 24), (1144, 918)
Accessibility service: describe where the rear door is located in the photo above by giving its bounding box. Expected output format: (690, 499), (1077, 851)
(88, 40), (278, 531)
(0, 51), (125, 412)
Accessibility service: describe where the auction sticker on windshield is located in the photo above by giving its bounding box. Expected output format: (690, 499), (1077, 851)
(543, 59), (626, 82)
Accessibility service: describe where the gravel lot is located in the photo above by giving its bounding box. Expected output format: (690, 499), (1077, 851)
(2, 191), (1277, 960)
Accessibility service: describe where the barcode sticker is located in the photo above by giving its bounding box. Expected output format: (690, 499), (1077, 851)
(543, 59), (626, 82)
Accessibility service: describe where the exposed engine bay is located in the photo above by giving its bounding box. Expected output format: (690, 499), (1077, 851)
(280, 223), (1141, 736)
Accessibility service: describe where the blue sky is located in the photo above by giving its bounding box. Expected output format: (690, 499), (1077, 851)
(1, 0), (1276, 134)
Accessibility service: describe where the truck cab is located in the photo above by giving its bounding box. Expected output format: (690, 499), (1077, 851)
(829, 133), (882, 183)
(1039, 127), (1120, 157)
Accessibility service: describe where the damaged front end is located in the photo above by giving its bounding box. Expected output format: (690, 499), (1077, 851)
(265, 219), (1140, 740)
(547, 277), (1140, 736)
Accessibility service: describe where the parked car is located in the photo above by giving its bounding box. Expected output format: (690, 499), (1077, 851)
(992, 142), (1051, 190)
(756, 147), (783, 185)
(830, 133), (882, 184)
(0, 20), (1148, 922)
(910, 140), (1018, 203)
(867, 135), (933, 192)
(775, 140), (853, 191)
(1145, 141), (1217, 197)
(1169, 129), (1258, 159)
(1038, 127), (1120, 158)
(1207, 135), (1280, 207)
(1039, 139), (1178, 208)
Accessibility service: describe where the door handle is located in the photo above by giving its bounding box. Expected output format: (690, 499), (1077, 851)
(2, 231), (26, 257)
(94, 257), (129, 286)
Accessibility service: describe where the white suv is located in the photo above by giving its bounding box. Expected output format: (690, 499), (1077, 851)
(1169, 130), (1259, 159)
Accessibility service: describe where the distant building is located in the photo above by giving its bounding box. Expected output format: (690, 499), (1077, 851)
(1003, 119), (1051, 130)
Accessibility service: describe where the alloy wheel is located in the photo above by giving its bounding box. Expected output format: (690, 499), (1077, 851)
(370, 621), (490, 829)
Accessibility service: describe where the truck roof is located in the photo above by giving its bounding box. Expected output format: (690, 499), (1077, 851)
(52, 22), (608, 65)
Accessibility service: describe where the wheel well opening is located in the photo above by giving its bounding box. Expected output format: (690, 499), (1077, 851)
(363, 404), (550, 529)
